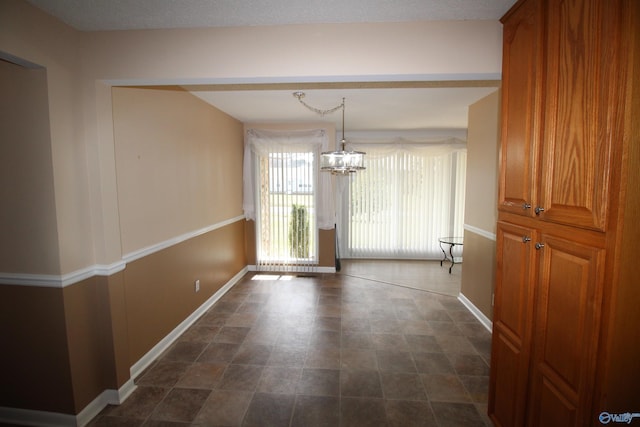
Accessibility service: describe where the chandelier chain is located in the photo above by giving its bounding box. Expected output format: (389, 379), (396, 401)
(293, 91), (344, 116)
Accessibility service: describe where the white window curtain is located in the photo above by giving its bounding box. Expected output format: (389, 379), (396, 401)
(243, 129), (333, 271)
(337, 138), (467, 259)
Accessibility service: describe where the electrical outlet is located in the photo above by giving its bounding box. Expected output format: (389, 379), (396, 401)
(195, 279), (200, 292)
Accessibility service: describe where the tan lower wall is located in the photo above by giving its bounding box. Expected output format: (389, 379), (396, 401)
(124, 220), (246, 365)
(63, 273), (129, 412)
(0, 285), (75, 413)
(104, 272), (131, 389)
(0, 273), (133, 414)
(318, 229), (336, 268)
(460, 230), (496, 321)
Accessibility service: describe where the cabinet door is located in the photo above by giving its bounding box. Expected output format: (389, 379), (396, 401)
(498, 0), (544, 216)
(527, 234), (605, 426)
(489, 221), (537, 427)
(538, 0), (622, 231)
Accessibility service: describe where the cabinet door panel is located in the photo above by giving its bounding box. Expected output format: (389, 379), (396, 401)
(537, 377), (577, 427)
(498, 0), (544, 216)
(528, 234), (605, 426)
(491, 334), (522, 427)
(539, 0), (619, 231)
(489, 222), (537, 427)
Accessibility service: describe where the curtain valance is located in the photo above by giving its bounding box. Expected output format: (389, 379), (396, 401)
(243, 128), (334, 230)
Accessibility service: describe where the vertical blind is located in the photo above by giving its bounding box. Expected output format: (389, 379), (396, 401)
(256, 151), (317, 271)
(339, 140), (467, 259)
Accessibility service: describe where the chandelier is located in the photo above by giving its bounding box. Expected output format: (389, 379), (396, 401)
(292, 91), (366, 175)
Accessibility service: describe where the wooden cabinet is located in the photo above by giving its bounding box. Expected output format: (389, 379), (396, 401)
(538, 0), (619, 231)
(499, 0), (617, 230)
(528, 233), (605, 426)
(497, 0), (543, 217)
(490, 222), (537, 426)
(490, 0), (640, 426)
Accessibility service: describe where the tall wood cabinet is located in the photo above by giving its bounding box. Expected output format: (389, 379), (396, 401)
(489, 0), (640, 426)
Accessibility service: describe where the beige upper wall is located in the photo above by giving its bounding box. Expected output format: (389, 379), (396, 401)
(460, 89), (500, 320)
(0, 0), (503, 274)
(112, 86), (244, 255)
(0, 60), (60, 274)
(1, 1), (91, 275)
(464, 89), (501, 234)
(79, 21), (503, 83)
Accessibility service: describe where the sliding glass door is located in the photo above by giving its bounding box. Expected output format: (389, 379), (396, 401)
(341, 142), (466, 259)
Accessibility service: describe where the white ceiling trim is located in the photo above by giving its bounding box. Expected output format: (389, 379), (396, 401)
(104, 73), (502, 87)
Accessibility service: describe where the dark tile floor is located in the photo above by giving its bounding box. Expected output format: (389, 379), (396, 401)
(90, 268), (492, 426)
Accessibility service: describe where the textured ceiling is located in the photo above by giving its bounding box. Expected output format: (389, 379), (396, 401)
(25, 0), (513, 132)
(26, 0), (516, 31)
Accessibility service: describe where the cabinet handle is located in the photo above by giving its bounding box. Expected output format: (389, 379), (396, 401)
(535, 242), (545, 250)
(535, 206), (545, 215)
(523, 203), (532, 210)
(522, 236), (532, 243)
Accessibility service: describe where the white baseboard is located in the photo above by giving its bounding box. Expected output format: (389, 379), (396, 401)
(76, 379), (136, 427)
(247, 265), (336, 273)
(0, 407), (77, 427)
(0, 379), (136, 427)
(129, 266), (249, 380)
(458, 292), (493, 333)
